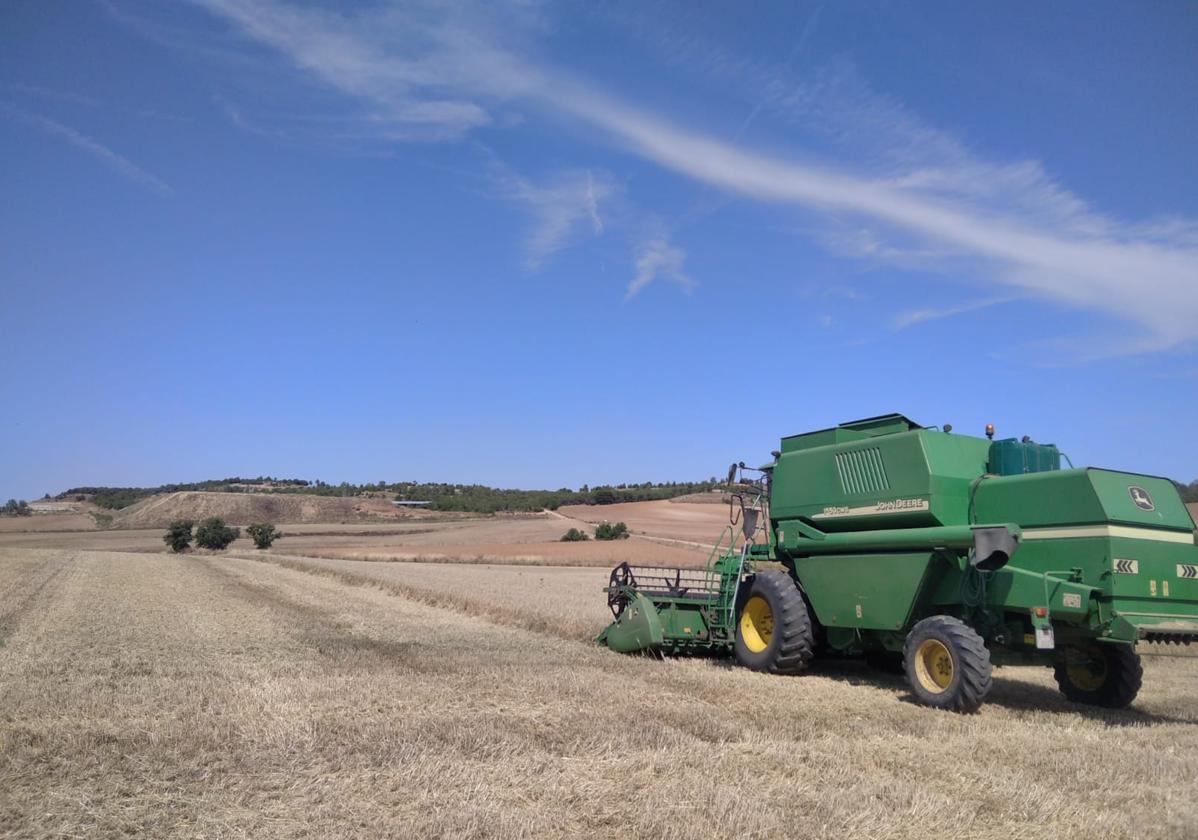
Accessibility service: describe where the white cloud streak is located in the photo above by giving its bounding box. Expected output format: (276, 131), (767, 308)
(185, 1), (1198, 347)
(627, 238), (693, 300)
(1, 104), (173, 195)
(550, 86), (1197, 345)
(191, 0), (539, 140)
(892, 296), (1015, 331)
(487, 165), (613, 267)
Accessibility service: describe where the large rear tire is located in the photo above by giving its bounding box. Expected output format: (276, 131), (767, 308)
(903, 616), (992, 713)
(734, 571), (815, 674)
(1054, 644), (1142, 709)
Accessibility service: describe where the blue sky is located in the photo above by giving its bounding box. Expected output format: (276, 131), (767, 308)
(2, 1), (1196, 500)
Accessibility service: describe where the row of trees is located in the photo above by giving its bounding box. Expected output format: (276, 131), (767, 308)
(2, 499), (32, 516)
(420, 481), (719, 513)
(60, 475), (1198, 516)
(60, 477), (311, 510)
(163, 519), (281, 553)
(1175, 480), (1198, 504)
(55, 476), (722, 513)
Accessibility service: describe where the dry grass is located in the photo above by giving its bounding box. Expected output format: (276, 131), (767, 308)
(237, 552), (614, 641)
(2, 547), (1197, 839)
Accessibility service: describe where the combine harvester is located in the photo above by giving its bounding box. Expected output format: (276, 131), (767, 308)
(599, 414), (1198, 712)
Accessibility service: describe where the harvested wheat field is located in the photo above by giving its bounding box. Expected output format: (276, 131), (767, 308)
(2, 547), (1197, 839)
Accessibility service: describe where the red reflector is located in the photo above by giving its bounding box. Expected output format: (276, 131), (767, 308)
(1033, 607), (1048, 618)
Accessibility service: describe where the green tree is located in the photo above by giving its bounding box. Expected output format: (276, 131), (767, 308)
(195, 517), (241, 550)
(163, 520), (194, 553)
(560, 527), (590, 542)
(245, 523), (281, 549)
(594, 521), (630, 541)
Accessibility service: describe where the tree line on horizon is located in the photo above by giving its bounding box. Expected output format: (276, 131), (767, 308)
(41, 475), (1198, 516)
(52, 476), (724, 514)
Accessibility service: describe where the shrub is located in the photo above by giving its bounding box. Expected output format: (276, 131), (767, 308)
(560, 527), (590, 542)
(163, 520), (194, 553)
(246, 522), (281, 550)
(195, 517), (241, 550)
(594, 521), (629, 541)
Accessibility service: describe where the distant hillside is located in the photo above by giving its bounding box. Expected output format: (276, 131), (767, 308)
(58, 476), (722, 514)
(112, 491), (428, 529)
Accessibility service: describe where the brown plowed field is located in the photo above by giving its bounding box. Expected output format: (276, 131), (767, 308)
(558, 499), (734, 543)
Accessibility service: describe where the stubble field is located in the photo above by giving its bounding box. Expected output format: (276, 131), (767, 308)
(2, 505), (1197, 838)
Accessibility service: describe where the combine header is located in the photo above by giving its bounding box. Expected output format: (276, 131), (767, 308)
(599, 414), (1198, 712)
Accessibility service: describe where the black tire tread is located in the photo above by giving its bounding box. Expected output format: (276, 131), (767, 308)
(1053, 645), (1142, 709)
(903, 615), (992, 713)
(735, 570), (815, 674)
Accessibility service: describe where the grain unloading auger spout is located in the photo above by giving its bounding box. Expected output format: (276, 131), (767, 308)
(597, 465), (772, 656)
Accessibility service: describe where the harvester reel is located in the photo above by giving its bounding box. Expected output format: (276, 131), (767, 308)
(607, 562), (635, 617)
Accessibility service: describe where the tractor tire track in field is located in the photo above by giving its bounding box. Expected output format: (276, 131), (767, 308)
(194, 557), (448, 673)
(238, 552), (601, 643)
(0, 551), (73, 647)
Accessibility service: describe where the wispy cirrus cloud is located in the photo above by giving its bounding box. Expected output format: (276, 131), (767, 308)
(178, 0), (1198, 349)
(1, 104), (173, 195)
(486, 164), (614, 268)
(189, 0), (541, 140)
(892, 296), (1015, 331)
(627, 237), (693, 300)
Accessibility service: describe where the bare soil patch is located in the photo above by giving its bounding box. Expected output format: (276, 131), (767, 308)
(558, 499), (735, 543)
(112, 490), (454, 528)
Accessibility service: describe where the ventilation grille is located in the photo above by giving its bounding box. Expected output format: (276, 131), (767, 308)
(836, 447), (890, 494)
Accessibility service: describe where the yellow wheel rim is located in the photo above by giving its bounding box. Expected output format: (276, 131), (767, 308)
(740, 595), (774, 653)
(1066, 647), (1108, 691)
(914, 638), (954, 693)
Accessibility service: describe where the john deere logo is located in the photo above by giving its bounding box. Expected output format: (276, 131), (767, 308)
(1128, 486), (1154, 511)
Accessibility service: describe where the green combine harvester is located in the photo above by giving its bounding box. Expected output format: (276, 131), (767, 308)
(598, 414), (1198, 712)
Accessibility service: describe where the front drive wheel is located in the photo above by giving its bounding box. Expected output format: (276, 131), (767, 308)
(903, 616), (993, 713)
(1054, 644), (1142, 709)
(734, 571), (815, 674)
